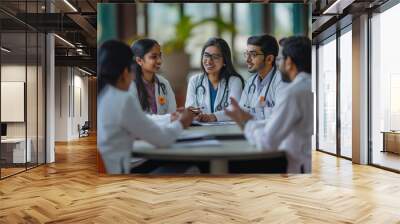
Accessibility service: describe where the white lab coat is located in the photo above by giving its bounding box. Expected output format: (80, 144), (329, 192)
(243, 72), (313, 173)
(129, 74), (176, 125)
(98, 84), (183, 174)
(129, 74), (176, 115)
(239, 68), (286, 121)
(185, 73), (243, 121)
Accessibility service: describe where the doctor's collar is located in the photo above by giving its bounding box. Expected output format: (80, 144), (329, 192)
(257, 65), (276, 81)
(141, 75), (157, 84)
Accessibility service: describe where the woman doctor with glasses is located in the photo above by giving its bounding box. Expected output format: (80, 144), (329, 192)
(185, 37), (244, 122)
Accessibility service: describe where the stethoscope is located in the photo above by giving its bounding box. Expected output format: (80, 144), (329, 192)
(155, 76), (167, 97)
(135, 76), (167, 108)
(195, 74), (229, 112)
(243, 65), (278, 110)
(135, 76), (167, 96)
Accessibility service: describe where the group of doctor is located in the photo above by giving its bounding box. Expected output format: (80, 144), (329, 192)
(128, 35), (285, 123)
(97, 33), (312, 174)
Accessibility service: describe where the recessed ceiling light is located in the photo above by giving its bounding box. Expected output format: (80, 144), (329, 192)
(78, 67), (92, 76)
(322, 0), (355, 15)
(1, 47), (11, 53)
(63, 0), (78, 12)
(54, 34), (75, 48)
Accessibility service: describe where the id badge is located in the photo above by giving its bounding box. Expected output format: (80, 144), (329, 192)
(258, 96), (266, 107)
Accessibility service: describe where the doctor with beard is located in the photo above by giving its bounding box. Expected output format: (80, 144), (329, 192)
(225, 36), (313, 173)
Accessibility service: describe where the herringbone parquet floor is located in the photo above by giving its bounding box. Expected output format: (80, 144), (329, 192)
(1, 135), (400, 224)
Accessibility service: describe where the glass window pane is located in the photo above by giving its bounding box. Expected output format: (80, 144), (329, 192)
(318, 37), (337, 154)
(272, 4), (294, 38)
(148, 4), (179, 44)
(340, 29), (352, 158)
(1, 30), (28, 177)
(234, 3), (252, 73)
(220, 3), (233, 56)
(312, 45), (317, 151)
(371, 3), (400, 171)
(38, 33), (45, 165)
(27, 31), (38, 168)
(0, 1), (46, 179)
(184, 3), (217, 68)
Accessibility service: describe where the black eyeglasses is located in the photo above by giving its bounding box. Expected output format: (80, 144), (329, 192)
(243, 51), (264, 59)
(203, 53), (222, 61)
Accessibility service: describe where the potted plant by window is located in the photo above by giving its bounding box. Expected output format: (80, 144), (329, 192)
(161, 15), (236, 106)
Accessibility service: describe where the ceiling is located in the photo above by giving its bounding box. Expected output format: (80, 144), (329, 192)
(3, 0), (392, 74)
(0, 0), (97, 73)
(312, 0), (390, 43)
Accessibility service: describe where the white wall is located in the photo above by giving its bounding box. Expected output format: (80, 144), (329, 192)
(72, 73), (89, 138)
(1, 65), (40, 137)
(1, 65), (26, 133)
(1, 63), (46, 164)
(55, 67), (69, 141)
(54, 67), (89, 141)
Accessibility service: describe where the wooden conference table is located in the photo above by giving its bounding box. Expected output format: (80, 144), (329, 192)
(131, 123), (285, 174)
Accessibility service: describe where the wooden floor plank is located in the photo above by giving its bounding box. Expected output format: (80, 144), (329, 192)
(0, 135), (399, 223)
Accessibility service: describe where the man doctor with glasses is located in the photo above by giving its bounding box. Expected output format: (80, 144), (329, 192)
(239, 34), (287, 121)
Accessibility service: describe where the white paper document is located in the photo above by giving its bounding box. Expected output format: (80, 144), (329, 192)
(192, 121), (237, 126)
(178, 130), (209, 140)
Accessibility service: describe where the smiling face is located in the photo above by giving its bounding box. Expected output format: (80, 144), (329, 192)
(245, 44), (266, 73)
(136, 44), (162, 75)
(202, 45), (224, 76)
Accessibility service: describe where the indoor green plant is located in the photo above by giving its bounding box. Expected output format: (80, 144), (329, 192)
(163, 15), (237, 54)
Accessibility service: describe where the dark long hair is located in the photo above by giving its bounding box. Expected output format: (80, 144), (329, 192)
(98, 40), (133, 94)
(200, 37), (244, 88)
(131, 38), (160, 112)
